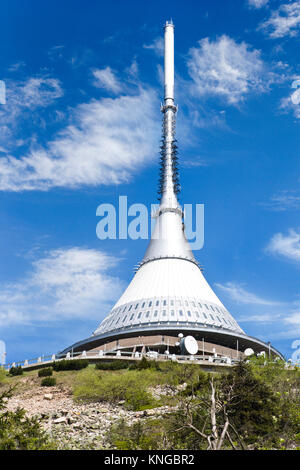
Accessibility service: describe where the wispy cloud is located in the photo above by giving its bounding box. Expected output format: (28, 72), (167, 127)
(279, 78), (300, 119)
(92, 67), (123, 94)
(261, 191), (300, 211)
(237, 313), (279, 323)
(187, 35), (272, 105)
(0, 77), (63, 147)
(215, 281), (281, 305)
(143, 37), (164, 57)
(259, 1), (300, 38)
(182, 159), (208, 168)
(0, 86), (159, 191)
(247, 0), (269, 8)
(48, 45), (65, 61)
(0, 247), (124, 326)
(7, 61), (26, 72)
(266, 228), (300, 262)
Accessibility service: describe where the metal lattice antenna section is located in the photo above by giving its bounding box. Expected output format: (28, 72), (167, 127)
(158, 21), (180, 209)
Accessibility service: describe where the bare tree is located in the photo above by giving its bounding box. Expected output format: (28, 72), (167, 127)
(175, 376), (245, 450)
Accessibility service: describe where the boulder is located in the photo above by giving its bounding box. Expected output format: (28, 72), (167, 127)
(44, 393), (53, 400)
(53, 417), (67, 424)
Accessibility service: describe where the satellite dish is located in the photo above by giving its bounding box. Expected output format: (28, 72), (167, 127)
(244, 348), (254, 357)
(181, 336), (198, 355)
(178, 333), (184, 338)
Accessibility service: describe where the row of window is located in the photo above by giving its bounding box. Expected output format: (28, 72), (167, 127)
(99, 307), (238, 331)
(114, 299), (226, 316)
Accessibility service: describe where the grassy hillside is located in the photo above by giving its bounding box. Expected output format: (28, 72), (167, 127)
(0, 358), (300, 450)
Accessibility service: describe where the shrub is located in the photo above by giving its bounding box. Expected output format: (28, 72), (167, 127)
(158, 362), (203, 387)
(221, 361), (280, 443)
(53, 359), (88, 371)
(0, 388), (55, 450)
(108, 418), (168, 450)
(95, 360), (130, 371)
(9, 366), (23, 376)
(38, 367), (53, 377)
(129, 357), (160, 371)
(41, 377), (56, 387)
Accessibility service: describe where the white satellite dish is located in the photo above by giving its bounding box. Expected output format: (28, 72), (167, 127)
(244, 348), (254, 357)
(181, 336), (198, 355)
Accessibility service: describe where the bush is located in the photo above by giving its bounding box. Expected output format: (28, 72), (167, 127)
(41, 377), (56, 387)
(158, 362), (203, 387)
(0, 388), (55, 449)
(53, 359), (88, 371)
(129, 357), (160, 371)
(38, 367), (53, 377)
(109, 418), (168, 450)
(95, 360), (131, 371)
(9, 366), (23, 376)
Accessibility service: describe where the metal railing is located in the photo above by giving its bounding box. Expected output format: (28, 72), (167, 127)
(3, 349), (240, 371)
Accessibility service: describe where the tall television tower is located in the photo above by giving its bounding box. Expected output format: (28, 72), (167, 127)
(62, 21), (283, 360)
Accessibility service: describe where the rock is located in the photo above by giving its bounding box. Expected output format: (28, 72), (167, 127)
(67, 417), (77, 424)
(72, 423), (82, 429)
(118, 400), (125, 405)
(145, 409), (156, 416)
(53, 417), (67, 424)
(98, 407), (109, 413)
(44, 393), (53, 400)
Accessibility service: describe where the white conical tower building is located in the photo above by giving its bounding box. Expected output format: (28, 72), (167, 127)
(62, 21), (282, 359)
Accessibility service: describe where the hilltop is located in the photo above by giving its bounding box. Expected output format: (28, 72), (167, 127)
(0, 358), (300, 450)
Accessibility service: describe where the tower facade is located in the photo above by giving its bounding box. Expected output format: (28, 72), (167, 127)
(62, 22), (282, 359)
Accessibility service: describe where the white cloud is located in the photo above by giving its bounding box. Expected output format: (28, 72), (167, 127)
(259, 1), (300, 38)
(0, 77), (63, 146)
(187, 36), (269, 104)
(92, 67), (122, 93)
(280, 80), (300, 118)
(125, 60), (139, 79)
(285, 310), (300, 325)
(143, 37), (164, 57)
(0, 247), (124, 326)
(261, 191), (300, 211)
(237, 313), (278, 323)
(9, 77), (62, 109)
(215, 281), (281, 305)
(247, 0), (269, 8)
(266, 228), (300, 262)
(0, 88), (159, 191)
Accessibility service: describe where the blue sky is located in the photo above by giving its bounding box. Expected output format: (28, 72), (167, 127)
(1, 0), (300, 363)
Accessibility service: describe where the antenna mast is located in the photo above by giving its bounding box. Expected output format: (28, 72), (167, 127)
(159, 20), (180, 208)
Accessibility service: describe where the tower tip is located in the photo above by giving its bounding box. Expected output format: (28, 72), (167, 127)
(164, 19), (174, 28)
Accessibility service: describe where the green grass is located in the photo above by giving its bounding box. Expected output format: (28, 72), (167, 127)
(72, 360), (210, 410)
(73, 367), (159, 410)
(0, 368), (7, 385)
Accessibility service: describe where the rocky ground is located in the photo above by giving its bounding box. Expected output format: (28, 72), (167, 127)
(5, 377), (178, 449)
